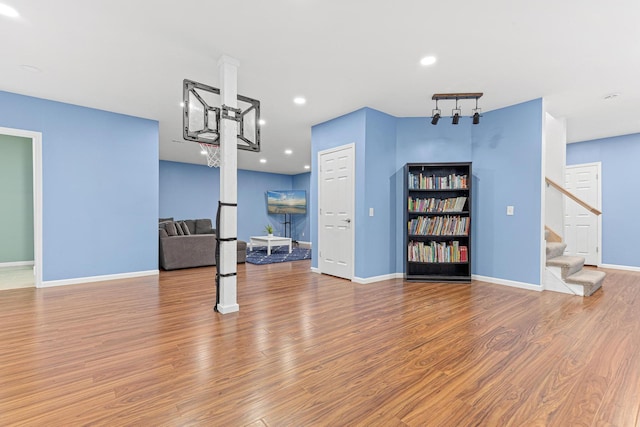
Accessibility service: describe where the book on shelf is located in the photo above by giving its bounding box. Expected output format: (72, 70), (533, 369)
(408, 196), (467, 213)
(407, 240), (469, 263)
(460, 246), (468, 263)
(407, 215), (469, 236)
(408, 172), (468, 190)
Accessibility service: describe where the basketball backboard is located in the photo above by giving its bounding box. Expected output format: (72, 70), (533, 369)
(182, 79), (260, 152)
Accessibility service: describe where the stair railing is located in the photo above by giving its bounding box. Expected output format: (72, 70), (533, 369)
(545, 177), (602, 216)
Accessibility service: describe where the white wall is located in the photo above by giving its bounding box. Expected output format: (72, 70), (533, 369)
(544, 112), (566, 237)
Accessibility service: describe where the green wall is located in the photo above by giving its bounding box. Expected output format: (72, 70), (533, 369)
(0, 135), (34, 263)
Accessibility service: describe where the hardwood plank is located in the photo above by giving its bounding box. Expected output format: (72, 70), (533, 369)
(0, 262), (640, 425)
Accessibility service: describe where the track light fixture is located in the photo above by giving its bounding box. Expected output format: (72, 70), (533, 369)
(452, 99), (461, 125)
(430, 92), (483, 125)
(431, 99), (441, 125)
(472, 97), (481, 124)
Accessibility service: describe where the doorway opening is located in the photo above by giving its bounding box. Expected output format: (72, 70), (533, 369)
(0, 127), (43, 289)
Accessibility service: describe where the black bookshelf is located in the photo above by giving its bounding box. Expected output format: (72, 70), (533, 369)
(404, 162), (472, 282)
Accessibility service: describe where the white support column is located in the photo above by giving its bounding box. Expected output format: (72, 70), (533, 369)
(216, 55), (240, 314)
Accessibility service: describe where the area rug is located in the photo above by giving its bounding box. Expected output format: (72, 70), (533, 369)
(246, 246), (311, 265)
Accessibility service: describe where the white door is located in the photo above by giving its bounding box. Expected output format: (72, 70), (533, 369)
(318, 144), (354, 280)
(564, 163), (601, 265)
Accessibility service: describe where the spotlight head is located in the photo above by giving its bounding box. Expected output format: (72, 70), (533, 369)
(472, 112), (480, 125)
(431, 111), (441, 125)
(452, 110), (461, 125)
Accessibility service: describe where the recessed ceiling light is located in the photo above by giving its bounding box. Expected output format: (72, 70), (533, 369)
(0, 3), (19, 18)
(20, 64), (41, 73)
(180, 102), (185, 108)
(603, 93), (620, 100)
(304, 165), (310, 170)
(420, 56), (437, 66)
(260, 158), (267, 163)
(284, 149), (292, 155)
(258, 119), (266, 126)
(293, 97), (306, 105)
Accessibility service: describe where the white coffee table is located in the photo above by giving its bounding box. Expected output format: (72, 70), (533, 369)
(249, 236), (292, 256)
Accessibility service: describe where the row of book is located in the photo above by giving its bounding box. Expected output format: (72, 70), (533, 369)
(408, 215), (469, 236)
(408, 240), (469, 263)
(408, 172), (468, 190)
(408, 196), (467, 213)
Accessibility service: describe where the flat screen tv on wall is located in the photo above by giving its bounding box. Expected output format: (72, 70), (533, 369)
(266, 190), (307, 214)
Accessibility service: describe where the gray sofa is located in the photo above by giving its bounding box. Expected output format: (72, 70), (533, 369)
(159, 218), (247, 270)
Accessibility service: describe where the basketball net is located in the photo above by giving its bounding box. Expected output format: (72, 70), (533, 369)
(200, 143), (221, 168)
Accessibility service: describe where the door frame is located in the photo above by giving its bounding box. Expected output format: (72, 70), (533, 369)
(317, 143), (355, 280)
(565, 162), (602, 266)
(0, 126), (43, 287)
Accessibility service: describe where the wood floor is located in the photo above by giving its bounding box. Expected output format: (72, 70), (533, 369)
(1, 261), (639, 426)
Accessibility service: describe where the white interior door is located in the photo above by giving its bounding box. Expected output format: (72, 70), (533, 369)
(318, 144), (354, 280)
(564, 163), (601, 265)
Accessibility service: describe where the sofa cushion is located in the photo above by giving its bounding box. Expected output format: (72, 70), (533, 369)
(180, 221), (191, 235)
(159, 228), (168, 238)
(159, 217), (173, 223)
(195, 218), (214, 234)
(164, 221), (178, 236)
(184, 219), (196, 235)
(175, 222), (184, 236)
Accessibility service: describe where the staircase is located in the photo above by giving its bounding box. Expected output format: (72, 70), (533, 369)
(544, 230), (605, 296)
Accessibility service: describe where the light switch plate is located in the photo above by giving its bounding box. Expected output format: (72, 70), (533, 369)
(507, 205), (514, 216)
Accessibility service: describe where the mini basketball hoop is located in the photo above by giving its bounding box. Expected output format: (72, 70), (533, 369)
(200, 143), (221, 168)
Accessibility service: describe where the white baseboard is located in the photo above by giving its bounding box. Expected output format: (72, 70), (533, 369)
(309, 268), (402, 284)
(40, 270), (159, 288)
(296, 240), (312, 249)
(600, 263), (640, 272)
(309, 269), (542, 290)
(0, 261), (34, 268)
(353, 273), (404, 284)
(472, 274), (543, 292)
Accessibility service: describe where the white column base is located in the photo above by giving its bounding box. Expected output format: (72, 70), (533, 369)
(216, 303), (239, 314)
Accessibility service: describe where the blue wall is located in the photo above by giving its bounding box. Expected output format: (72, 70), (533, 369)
(311, 100), (544, 285)
(292, 172), (311, 241)
(361, 109), (397, 278)
(567, 133), (640, 268)
(159, 161), (220, 220)
(159, 161), (310, 242)
(471, 99), (543, 285)
(0, 90), (159, 281)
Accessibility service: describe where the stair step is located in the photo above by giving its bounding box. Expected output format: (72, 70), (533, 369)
(546, 256), (585, 279)
(566, 269), (606, 296)
(546, 242), (567, 259)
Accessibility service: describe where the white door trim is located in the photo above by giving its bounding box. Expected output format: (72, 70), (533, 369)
(566, 162), (602, 266)
(317, 143), (355, 280)
(0, 126), (43, 287)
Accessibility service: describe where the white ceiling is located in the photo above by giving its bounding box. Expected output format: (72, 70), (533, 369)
(2, 1), (639, 175)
